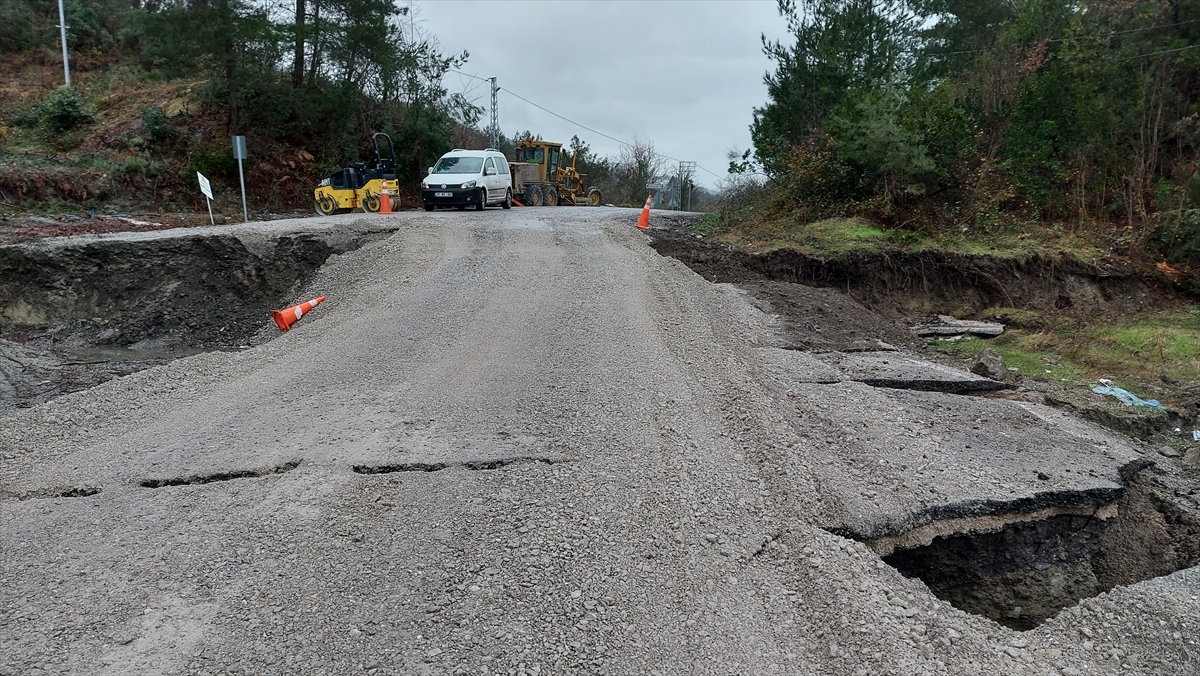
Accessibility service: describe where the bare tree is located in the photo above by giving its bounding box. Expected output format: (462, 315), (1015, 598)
(617, 138), (665, 205)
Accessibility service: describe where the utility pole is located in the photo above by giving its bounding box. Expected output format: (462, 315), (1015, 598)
(56, 0), (71, 86)
(678, 161), (696, 211)
(489, 77), (499, 149)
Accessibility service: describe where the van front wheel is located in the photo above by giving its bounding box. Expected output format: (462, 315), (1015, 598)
(476, 188), (487, 210)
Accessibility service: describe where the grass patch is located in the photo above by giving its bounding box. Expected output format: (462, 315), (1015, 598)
(932, 336), (1087, 385)
(715, 208), (1109, 264)
(931, 306), (1200, 404)
(691, 213), (720, 237)
(720, 216), (894, 256)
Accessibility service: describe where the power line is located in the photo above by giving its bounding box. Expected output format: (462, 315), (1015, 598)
(499, 87), (632, 149)
(501, 86), (725, 180)
(447, 69), (491, 83)
(446, 70), (725, 180)
(1115, 43), (1200, 62)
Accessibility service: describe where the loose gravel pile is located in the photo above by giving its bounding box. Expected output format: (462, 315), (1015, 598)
(1, 209), (1197, 675)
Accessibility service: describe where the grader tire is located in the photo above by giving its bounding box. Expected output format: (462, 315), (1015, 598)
(525, 185), (543, 207)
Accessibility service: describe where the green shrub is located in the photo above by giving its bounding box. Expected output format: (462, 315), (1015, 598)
(1155, 210), (1200, 260)
(141, 107), (178, 143)
(38, 89), (95, 133)
(8, 107), (40, 128)
(119, 157), (154, 177)
(0, 0), (36, 53)
(189, 148), (238, 181)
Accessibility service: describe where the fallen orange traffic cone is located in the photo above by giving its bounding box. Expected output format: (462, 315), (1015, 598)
(271, 296), (326, 331)
(379, 179), (393, 214)
(636, 194), (652, 230)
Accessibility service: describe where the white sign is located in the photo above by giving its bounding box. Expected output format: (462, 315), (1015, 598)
(197, 172), (213, 200)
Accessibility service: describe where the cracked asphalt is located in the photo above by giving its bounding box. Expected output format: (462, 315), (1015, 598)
(1, 209), (1197, 675)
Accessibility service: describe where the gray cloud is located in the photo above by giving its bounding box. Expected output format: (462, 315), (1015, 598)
(417, 0), (790, 188)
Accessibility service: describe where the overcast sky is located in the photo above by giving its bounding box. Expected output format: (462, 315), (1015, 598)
(415, 0), (791, 188)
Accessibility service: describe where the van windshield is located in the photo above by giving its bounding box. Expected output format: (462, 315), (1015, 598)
(432, 157), (484, 174)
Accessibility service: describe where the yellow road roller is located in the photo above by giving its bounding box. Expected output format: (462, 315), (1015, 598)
(313, 133), (397, 215)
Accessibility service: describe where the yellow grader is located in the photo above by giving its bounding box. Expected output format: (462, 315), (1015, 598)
(510, 140), (602, 207)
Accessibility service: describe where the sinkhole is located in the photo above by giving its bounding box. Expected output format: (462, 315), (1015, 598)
(872, 478), (1200, 630)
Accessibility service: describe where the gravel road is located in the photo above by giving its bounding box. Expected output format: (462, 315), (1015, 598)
(2, 209), (1197, 675)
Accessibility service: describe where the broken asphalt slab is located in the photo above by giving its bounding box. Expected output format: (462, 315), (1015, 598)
(816, 350), (1008, 392)
(757, 346), (1007, 392)
(765, 380), (1148, 548)
(913, 314), (1006, 337)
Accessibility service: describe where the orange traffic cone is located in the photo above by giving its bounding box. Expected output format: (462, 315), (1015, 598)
(379, 179), (393, 214)
(636, 194), (652, 230)
(271, 296), (326, 331)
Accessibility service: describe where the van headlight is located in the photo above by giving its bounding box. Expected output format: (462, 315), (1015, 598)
(421, 181), (429, 189)
(461, 180), (476, 189)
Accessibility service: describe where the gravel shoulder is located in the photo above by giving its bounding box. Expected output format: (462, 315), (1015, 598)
(1, 208), (1197, 675)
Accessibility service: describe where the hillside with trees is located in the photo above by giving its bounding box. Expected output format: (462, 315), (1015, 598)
(731, 0), (1199, 288)
(0, 1), (703, 218)
(0, 0), (481, 213)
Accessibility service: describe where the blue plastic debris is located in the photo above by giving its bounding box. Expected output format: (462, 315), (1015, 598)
(1092, 385), (1165, 410)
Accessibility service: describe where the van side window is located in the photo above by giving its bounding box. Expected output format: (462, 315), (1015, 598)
(497, 157), (508, 176)
(484, 158), (495, 173)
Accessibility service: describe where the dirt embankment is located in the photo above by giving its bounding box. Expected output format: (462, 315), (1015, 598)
(650, 232), (1172, 320)
(0, 218), (396, 414)
(1, 233), (338, 348)
(651, 227), (1196, 437)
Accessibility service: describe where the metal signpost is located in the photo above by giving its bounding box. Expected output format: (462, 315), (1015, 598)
(232, 135), (248, 222)
(56, 0), (70, 87)
(197, 171), (214, 224)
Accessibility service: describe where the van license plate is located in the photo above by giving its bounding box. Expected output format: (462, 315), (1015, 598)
(435, 192), (452, 197)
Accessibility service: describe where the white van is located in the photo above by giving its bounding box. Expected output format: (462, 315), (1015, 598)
(421, 149), (513, 211)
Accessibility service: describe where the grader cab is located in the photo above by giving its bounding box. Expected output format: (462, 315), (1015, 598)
(510, 140), (602, 207)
